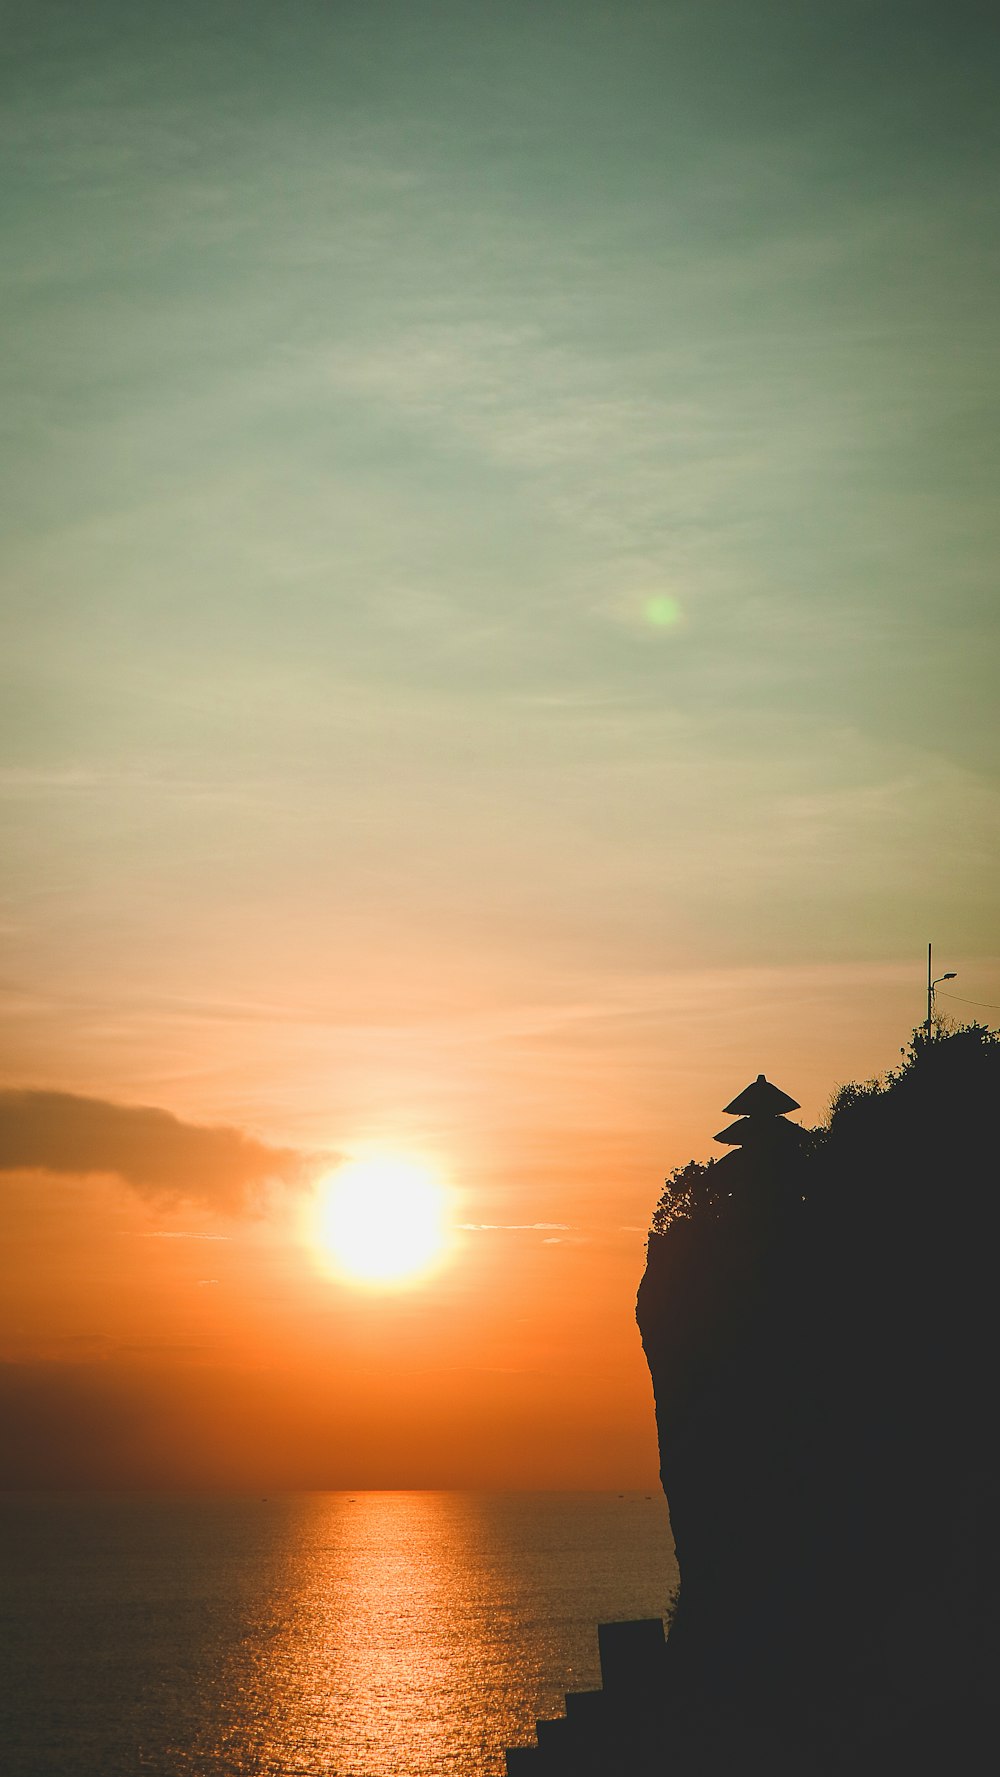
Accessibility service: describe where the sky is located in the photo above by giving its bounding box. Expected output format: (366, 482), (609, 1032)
(2, 0), (998, 1489)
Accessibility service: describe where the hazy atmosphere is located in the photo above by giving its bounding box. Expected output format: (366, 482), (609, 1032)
(2, 0), (998, 1490)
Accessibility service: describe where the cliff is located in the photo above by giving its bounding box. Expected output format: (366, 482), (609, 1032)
(636, 1026), (998, 1771)
(506, 1026), (998, 1774)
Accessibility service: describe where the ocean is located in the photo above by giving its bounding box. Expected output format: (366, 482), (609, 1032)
(0, 1491), (677, 1777)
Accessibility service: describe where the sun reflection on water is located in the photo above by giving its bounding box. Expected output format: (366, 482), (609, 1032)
(163, 1492), (675, 1777)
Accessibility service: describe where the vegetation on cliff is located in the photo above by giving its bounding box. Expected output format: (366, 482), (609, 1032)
(650, 1021), (998, 1235)
(636, 1023), (997, 1771)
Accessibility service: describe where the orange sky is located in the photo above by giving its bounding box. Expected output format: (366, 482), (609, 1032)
(4, 955), (996, 1489)
(3, 2), (998, 1488)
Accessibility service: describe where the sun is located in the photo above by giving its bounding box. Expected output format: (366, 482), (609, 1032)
(308, 1155), (453, 1287)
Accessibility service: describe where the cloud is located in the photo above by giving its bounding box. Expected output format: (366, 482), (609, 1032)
(458, 1221), (571, 1231)
(138, 1231), (231, 1239)
(0, 1089), (308, 1210)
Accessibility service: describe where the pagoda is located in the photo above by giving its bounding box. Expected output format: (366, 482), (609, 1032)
(713, 1073), (801, 1148)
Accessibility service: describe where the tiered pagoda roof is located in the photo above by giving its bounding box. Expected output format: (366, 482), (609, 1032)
(714, 1073), (801, 1146)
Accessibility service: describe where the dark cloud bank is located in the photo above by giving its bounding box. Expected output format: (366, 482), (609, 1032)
(0, 1088), (308, 1209)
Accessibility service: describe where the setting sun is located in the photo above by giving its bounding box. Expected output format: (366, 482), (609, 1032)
(309, 1156), (453, 1287)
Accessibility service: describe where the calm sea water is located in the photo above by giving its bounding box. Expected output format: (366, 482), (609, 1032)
(0, 1492), (676, 1777)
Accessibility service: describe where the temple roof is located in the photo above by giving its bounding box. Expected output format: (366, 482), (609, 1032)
(714, 1118), (754, 1146)
(722, 1074), (800, 1117)
(713, 1115), (804, 1147)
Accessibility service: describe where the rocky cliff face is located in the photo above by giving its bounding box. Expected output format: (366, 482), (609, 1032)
(635, 1028), (997, 1772)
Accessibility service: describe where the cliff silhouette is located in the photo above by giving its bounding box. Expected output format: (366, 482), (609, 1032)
(507, 1025), (998, 1773)
(638, 1024), (997, 1772)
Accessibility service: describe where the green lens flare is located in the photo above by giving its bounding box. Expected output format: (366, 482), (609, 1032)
(644, 595), (682, 628)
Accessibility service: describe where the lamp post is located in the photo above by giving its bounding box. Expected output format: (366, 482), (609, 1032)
(925, 942), (957, 1042)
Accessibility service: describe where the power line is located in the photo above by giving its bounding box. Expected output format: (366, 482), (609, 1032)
(936, 990), (1000, 1011)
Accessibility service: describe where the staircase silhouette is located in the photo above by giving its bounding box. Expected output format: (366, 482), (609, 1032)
(505, 1617), (667, 1774)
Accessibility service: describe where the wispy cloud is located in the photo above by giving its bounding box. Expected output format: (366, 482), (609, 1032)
(458, 1221), (571, 1232)
(0, 1090), (312, 1211)
(137, 1231), (232, 1240)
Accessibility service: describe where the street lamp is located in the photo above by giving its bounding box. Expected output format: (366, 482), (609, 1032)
(925, 942), (957, 1042)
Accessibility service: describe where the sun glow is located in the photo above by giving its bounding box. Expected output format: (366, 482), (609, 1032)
(309, 1156), (452, 1287)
